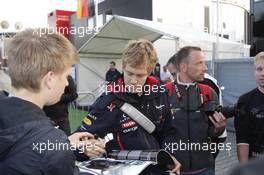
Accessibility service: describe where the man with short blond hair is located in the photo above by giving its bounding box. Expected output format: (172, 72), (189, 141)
(0, 29), (105, 175)
(235, 51), (264, 163)
(78, 39), (181, 173)
(122, 40), (157, 73)
(7, 29), (78, 92)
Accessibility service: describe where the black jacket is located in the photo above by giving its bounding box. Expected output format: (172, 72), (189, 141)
(234, 88), (264, 157)
(0, 95), (79, 175)
(77, 76), (173, 152)
(44, 75), (78, 119)
(0, 90), (9, 97)
(163, 81), (221, 172)
(105, 69), (121, 82)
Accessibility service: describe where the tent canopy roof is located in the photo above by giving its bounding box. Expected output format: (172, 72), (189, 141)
(78, 15), (246, 59)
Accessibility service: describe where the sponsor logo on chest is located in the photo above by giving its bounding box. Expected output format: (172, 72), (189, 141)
(122, 120), (136, 129)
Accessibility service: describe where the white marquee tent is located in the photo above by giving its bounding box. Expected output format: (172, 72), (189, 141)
(76, 15), (250, 103)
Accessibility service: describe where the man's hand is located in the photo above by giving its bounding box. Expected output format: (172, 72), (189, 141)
(82, 138), (106, 158)
(209, 111), (227, 134)
(68, 132), (106, 158)
(167, 156), (181, 175)
(68, 132), (94, 146)
(237, 144), (249, 163)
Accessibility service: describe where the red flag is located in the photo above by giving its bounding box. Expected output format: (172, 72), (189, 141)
(81, 0), (88, 17)
(77, 0), (88, 19)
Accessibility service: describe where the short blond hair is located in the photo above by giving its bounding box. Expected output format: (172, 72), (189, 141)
(7, 28), (79, 92)
(122, 39), (157, 74)
(255, 52), (264, 63)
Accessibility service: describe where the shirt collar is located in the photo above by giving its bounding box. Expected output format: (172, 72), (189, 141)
(176, 73), (196, 87)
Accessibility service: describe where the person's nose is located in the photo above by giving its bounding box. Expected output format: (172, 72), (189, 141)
(130, 76), (138, 84)
(261, 71), (264, 77)
(203, 63), (208, 72)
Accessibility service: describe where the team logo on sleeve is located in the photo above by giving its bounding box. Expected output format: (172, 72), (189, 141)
(107, 103), (116, 112)
(83, 117), (92, 126)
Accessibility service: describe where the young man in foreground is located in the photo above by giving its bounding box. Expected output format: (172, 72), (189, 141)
(0, 29), (105, 175)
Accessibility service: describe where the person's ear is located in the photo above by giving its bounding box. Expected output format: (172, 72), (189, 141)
(42, 71), (55, 90)
(180, 63), (187, 73)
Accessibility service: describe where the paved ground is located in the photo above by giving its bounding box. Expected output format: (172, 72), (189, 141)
(215, 131), (238, 175)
